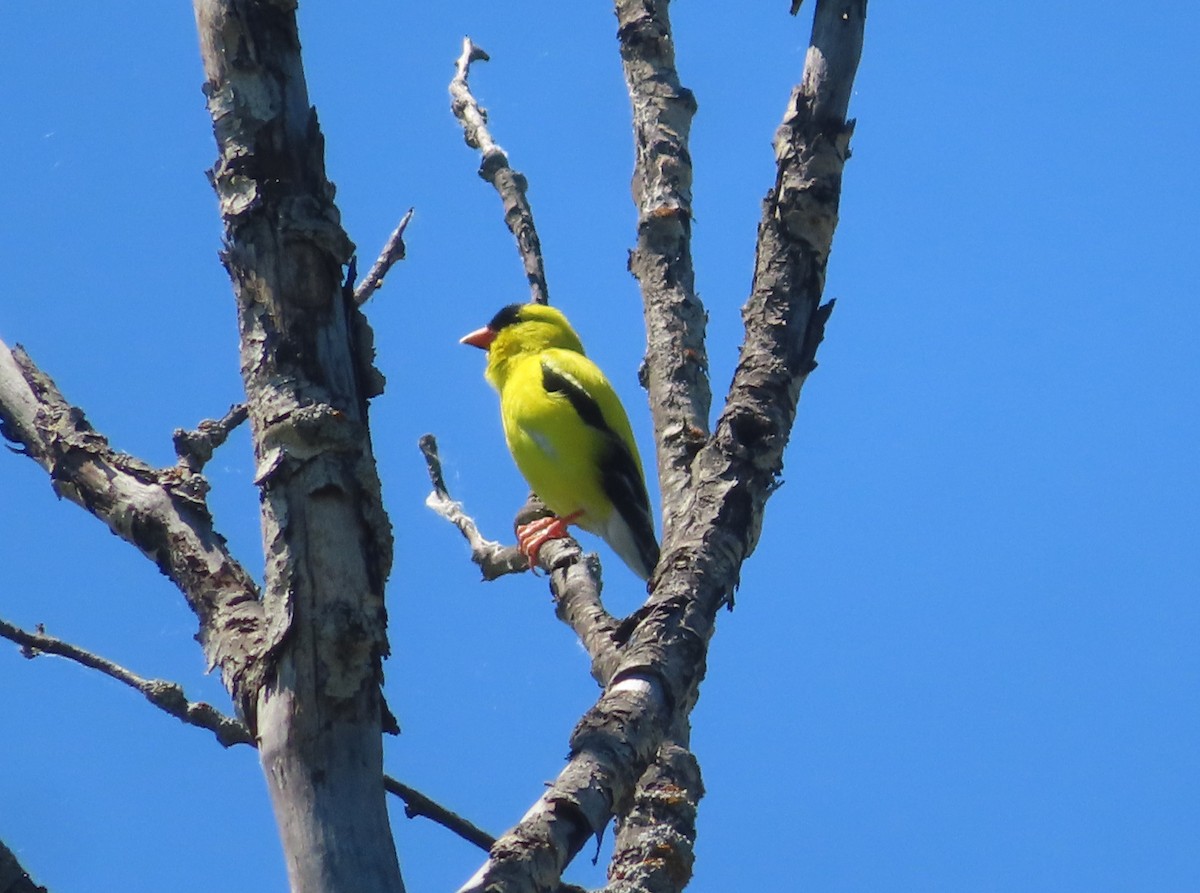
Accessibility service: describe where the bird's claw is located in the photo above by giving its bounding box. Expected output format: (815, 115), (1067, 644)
(516, 513), (579, 572)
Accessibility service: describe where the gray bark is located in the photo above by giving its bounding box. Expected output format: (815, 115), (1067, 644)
(0, 1), (406, 887)
(0, 344), (267, 713)
(450, 38), (551, 306)
(615, 0), (711, 545)
(192, 1), (402, 891)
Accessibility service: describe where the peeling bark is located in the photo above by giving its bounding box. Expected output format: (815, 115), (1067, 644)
(0, 342), (266, 714)
(192, 1), (402, 891)
(602, 739), (702, 893)
(614, 0), (711, 544)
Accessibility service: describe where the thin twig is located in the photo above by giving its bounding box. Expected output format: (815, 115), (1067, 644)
(0, 615), (496, 852)
(354, 208), (415, 306)
(449, 37), (550, 306)
(383, 776), (496, 852)
(173, 403), (249, 472)
(0, 617), (253, 748)
(420, 434), (622, 680)
(419, 433), (529, 579)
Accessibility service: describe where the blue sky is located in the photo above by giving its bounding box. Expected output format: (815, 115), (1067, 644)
(2, 2), (1197, 891)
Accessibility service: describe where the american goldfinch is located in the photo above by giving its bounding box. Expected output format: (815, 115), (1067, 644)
(461, 303), (660, 581)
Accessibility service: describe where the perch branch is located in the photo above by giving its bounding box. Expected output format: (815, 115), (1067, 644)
(546, 550), (623, 687)
(420, 434), (623, 683)
(354, 208), (415, 306)
(449, 37), (550, 306)
(420, 433), (530, 579)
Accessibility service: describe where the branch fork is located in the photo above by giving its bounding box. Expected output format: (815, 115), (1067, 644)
(438, 4), (867, 892)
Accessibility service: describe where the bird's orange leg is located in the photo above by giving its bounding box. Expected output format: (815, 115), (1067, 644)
(517, 511), (583, 572)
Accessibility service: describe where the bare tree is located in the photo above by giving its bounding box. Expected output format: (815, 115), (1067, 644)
(0, 2), (866, 892)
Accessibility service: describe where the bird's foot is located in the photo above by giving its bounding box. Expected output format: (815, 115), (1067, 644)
(516, 511), (581, 572)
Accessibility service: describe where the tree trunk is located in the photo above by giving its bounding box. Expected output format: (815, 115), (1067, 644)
(192, 2), (403, 891)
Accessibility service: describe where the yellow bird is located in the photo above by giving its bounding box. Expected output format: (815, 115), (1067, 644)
(461, 303), (660, 580)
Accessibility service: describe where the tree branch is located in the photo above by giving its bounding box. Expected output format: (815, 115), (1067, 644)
(0, 838), (47, 893)
(443, 35), (632, 681)
(0, 341), (267, 719)
(0, 617), (253, 748)
(600, 738), (702, 893)
(420, 433), (530, 579)
(173, 402), (248, 473)
(449, 37), (550, 306)
(687, 0), (862, 580)
(547, 552), (623, 687)
(354, 208), (415, 306)
(193, 0), (402, 888)
(613, 0), (710, 544)
(458, 676), (669, 893)
(420, 434), (625, 685)
(383, 777), (496, 853)
(0, 612), (494, 853)
(460, 3), (866, 889)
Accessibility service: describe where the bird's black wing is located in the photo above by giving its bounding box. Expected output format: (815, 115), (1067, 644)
(541, 363), (660, 577)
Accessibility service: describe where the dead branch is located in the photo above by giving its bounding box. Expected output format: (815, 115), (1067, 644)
(459, 3), (866, 889)
(614, 0), (711, 546)
(0, 617), (253, 748)
(384, 777), (496, 853)
(420, 434), (623, 683)
(420, 433), (531, 579)
(354, 208), (415, 306)
(173, 402), (248, 472)
(449, 37), (550, 306)
(0, 341), (267, 718)
(0, 614), (495, 852)
(600, 738), (703, 893)
(195, 0), (402, 885)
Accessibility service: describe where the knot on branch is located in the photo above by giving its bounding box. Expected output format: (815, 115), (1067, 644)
(478, 146), (510, 179)
(615, 2), (676, 62)
(723, 404), (785, 472)
(174, 403), (249, 472)
(255, 403), (364, 482)
(772, 121), (853, 254)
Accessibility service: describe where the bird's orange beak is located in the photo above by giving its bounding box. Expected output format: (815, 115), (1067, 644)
(460, 326), (496, 350)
